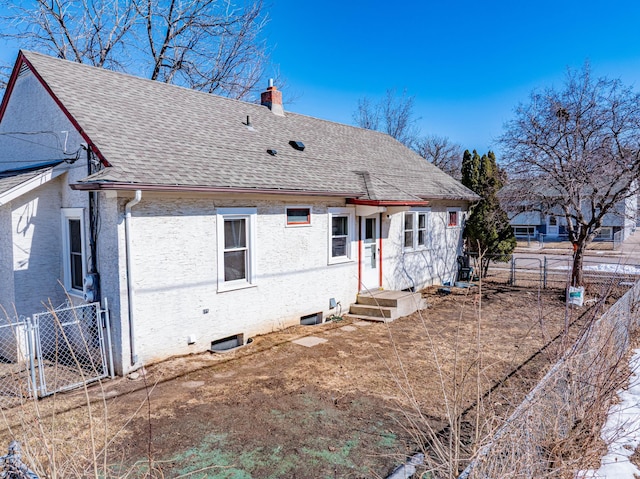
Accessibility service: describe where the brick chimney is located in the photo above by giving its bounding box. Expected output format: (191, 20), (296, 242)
(261, 79), (284, 116)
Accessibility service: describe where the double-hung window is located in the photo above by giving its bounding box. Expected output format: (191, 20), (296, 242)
(217, 208), (257, 291)
(403, 210), (429, 250)
(328, 207), (355, 263)
(61, 208), (86, 294)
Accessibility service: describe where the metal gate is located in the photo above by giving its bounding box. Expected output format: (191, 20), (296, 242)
(0, 301), (113, 408)
(31, 301), (113, 398)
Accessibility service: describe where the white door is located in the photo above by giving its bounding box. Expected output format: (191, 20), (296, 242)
(360, 216), (380, 291)
(547, 215), (559, 237)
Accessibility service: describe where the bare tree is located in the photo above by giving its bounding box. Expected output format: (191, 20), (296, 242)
(500, 64), (640, 286)
(353, 96), (380, 131)
(0, 0), (270, 100)
(352, 88), (419, 147)
(414, 134), (463, 179)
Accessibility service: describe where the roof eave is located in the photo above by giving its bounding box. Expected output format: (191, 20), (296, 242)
(70, 181), (359, 198)
(347, 199), (430, 207)
(0, 164), (65, 206)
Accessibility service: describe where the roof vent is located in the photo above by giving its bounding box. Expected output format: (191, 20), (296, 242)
(267, 149), (277, 156)
(289, 140), (305, 151)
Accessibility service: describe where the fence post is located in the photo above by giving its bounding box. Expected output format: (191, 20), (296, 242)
(25, 318), (38, 400)
(510, 257), (516, 286)
(543, 256), (548, 289)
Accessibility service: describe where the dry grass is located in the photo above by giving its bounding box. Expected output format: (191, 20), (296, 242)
(0, 278), (636, 478)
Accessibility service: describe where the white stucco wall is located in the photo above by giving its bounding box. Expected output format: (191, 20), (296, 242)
(0, 62), (90, 320)
(10, 176), (65, 316)
(382, 203), (466, 291)
(110, 193), (358, 373)
(0, 205), (15, 318)
(0, 68), (82, 169)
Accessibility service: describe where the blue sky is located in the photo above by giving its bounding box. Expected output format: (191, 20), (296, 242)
(2, 1), (640, 157)
(264, 0), (640, 155)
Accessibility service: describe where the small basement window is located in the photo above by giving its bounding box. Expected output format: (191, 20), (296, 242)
(286, 207), (311, 226)
(210, 333), (244, 352)
(300, 312), (323, 325)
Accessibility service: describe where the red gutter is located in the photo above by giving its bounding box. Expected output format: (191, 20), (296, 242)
(70, 181), (359, 197)
(2, 52), (111, 168)
(347, 198), (429, 206)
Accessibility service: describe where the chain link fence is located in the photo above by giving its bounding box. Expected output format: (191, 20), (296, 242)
(0, 320), (31, 407)
(458, 279), (640, 478)
(0, 302), (113, 409)
(469, 254), (640, 291)
(32, 302), (112, 398)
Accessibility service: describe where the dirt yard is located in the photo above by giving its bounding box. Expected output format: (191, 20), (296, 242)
(0, 282), (622, 478)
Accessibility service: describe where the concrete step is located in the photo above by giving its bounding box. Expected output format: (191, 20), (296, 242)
(347, 289), (427, 323)
(349, 304), (395, 319)
(356, 290), (426, 317)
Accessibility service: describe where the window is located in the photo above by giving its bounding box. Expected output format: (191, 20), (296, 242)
(328, 207), (355, 263)
(286, 207), (311, 226)
(447, 209), (460, 227)
(61, 208), (86, 294)
(403, 210), (429, 250)
(403, 212), (414, 249)
(217, 208), (257, 291)
(595, 227), (613, 240)
(514, 226), (537, 237)
(417, 212), (427, 246)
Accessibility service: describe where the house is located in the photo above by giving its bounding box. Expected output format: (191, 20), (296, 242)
(501, 181), (637, 242)
(0, 51), (477, 374)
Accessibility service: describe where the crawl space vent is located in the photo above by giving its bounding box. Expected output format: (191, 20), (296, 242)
(300, 312), (323, 326)
(210, 333), (244, 353)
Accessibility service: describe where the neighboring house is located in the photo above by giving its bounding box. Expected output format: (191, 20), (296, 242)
(0, 51), (477, 374)
(501, 182), (637, 242)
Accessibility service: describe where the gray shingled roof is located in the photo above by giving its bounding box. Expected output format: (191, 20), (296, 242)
(20, 50), (477, 202)
(0, 165), (56, 196)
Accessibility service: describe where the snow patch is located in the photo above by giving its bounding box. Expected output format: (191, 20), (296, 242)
(556, 263), (640, 275)
(576, 349), (640, 478)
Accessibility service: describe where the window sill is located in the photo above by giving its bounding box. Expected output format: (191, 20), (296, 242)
(328, 257), (355, 265)
(65, 289), (85, 299)
(217, 282), (257, 293)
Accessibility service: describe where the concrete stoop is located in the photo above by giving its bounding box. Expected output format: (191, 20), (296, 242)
(345, 290), (426, 323)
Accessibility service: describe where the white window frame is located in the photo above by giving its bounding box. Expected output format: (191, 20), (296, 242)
(328, 207), (355, 264)
(61, 208), (86, 296)
(595, 226), (613, 240)
(216, 207), (257, 292)
(447, 208), (461, 228)
(513, 226), (537, 238)
(403, 209), (430, 250)
(285, 206), (312, 227)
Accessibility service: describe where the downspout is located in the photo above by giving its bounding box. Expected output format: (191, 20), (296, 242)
(125, 190), (142, 367)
